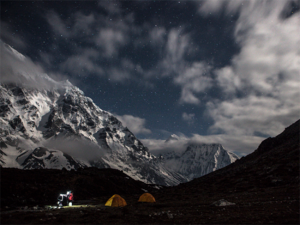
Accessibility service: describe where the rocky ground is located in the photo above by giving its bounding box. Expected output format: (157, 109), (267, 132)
(0, 184), (298, 224)
(0, 167), (158, 207)
(1, 165), (298, 225)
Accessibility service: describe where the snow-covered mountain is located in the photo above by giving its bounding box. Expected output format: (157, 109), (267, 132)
(165, 134), (180, 142)
(159, 135), (239, 181)
(0, 42), (186, 186)
(0, 42), (238, 186)
(0, 81), (188, 185)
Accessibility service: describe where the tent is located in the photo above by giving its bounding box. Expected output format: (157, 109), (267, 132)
(138, 193), (156, 203)
(105, 194), (127, 207)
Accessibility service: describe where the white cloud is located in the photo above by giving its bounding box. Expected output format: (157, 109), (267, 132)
(0, 21), (26, 50)
(108, 68), (131, 81)
(199, 0), (243, 16)
(214, 66), (240, 94)
(149, 27), (166, 45)
(105, 58), (144, 81)
(153, 29), (212, 105)
(46, 11), (70, 37)
(46, 11), (96, 38)
(72, 12), (95, 35)
(163, 28), (190, 71)
(95, 28), (127, 57)
(180, 89), (200, 105)
(182, 112), (195, 125)
(114, 114), (151, 135)
(148, 28), (191, 80)
(0, 40), (62, 90)
(190, 133), (264, 155)
(140, 138), (188, 156)
(45, 9), (134, 79)
(98, 1), (122, 14)
(175, 62), (212, 104)
(45, 136), (107, 161)
(60, 48), (104, 76)
(207, 96), (300, 137)
(141, 132), (263, 156)
(198, 0), (300, 137)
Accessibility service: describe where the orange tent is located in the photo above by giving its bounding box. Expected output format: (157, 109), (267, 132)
(105, 194), (127, 207)
(138, 193), (156, 203)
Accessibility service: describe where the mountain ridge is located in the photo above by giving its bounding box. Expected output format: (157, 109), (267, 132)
(0, 81), (187, 185)
(174, 119), (300, 193)
(160, 140), (239, 181)
(0, 42), (238, 186)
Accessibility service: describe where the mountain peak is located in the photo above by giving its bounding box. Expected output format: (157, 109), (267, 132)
(165, 134), (180, 143)
(0, 55), (185, 186)
(160, 141), (239, 181)
(64, 79), (73, 86)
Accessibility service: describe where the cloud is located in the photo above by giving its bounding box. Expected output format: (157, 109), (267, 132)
(161, 28), (190, 73)
(207, 96), (300, 137)
(44, 7), (133, 80)
(73, 12), (96, 35)
(140, 138), (188, 156)
(142, 132), (263, 156)
(152, 28), (212, 105)
(114, 114), (151, 135)
(143, 28), (190, 81)
(46, 11), (70, 37)
(46, 11), (96, 38)
(45, 5), (215, 95)
(182, 112), (195, 125)
(108, 68), (131, 81)
(105, 58), (144, 81)
(198, 0), (300, 137)
(198, 0), (243, 16)
(0, 21), (27, 50)
(174, 62), (212, 104)
(60, 48), (104, 76)
(149, 27), (167, 46)
(95, 28), (127, 57)
(44, 136), (107, 162)
(190, 133), (264, 155)
(98, 1), (122, 14)
(0, 40), (63, 90)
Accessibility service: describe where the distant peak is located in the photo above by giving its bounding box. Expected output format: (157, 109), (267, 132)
(64, 79), (73, 86)
(165, 134), (180, 143)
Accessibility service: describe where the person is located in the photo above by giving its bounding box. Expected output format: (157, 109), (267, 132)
(57, 191), (73, 207)
(67, 191), (73, 206)
(57, 193), (67, 207)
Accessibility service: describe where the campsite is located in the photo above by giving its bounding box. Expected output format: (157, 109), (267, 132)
(1, 157), (299, 224)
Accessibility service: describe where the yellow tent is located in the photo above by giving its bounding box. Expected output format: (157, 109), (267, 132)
(105, 194), (127, 207)
(138, 193), (156, 203)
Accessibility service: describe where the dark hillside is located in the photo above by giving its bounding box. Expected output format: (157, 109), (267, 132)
(173, 119), (299, 193)
(0, 167), (157, 207)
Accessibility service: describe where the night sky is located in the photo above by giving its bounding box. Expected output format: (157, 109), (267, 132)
(1, 0), (299, 156)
